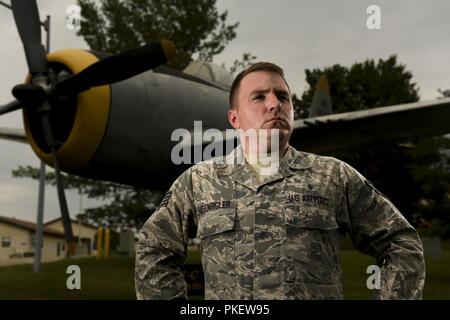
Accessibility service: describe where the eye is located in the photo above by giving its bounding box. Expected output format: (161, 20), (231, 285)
(277, 94), (288, 102)
(253, 94), (264, 101)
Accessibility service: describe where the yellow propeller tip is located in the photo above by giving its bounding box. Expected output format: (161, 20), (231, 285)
(161, 40), (176, 62)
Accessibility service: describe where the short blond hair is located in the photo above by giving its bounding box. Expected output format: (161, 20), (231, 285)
(229, 62), (290, 109)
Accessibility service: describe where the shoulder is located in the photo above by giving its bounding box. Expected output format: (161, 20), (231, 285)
(288, 146), (344, 174)
(287, 146), (368, 185)
(189, 146), (242, 178)
(189, 156), (225, 176)
(170, 147), (240, 192)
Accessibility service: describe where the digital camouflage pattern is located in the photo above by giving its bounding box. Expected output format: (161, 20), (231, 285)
(135, 145), (425, 300)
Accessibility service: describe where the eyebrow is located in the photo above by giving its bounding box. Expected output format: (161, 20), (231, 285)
(249, 88), (290, 97)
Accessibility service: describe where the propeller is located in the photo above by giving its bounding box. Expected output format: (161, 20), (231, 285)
(6, 0), (175, 256)
(55, 40), (175, 96)
(11, 0), (47, 74)
(0, 100), (23, 116)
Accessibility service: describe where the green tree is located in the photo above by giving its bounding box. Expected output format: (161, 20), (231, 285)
(405, 137), (450, 239)
(296, 55), (419, 117)
(12, 166), (163, 230)
(224, 52), (257, 76)
(77, 0), (239, 70)
(298, 55), (450, 233)
(292, 93), (308, 119)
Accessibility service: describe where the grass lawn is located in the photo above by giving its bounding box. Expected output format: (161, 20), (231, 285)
(0, 250), (449, 299)
(0, 256), (135, 299)
(340, 250), (450, 299)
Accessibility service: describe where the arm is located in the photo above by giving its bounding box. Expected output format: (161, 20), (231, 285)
(135, 168), (196, 300)
(336, 161), (425, 300)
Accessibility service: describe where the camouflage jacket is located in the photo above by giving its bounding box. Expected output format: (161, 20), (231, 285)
(135, 145), (425, 300)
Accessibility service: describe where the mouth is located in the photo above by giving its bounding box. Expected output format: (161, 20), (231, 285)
(262, 118), (290, 131)
(265, 117), (286, 124)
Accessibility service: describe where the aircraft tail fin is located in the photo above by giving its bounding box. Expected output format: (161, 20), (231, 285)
(309, 75), (332, 117)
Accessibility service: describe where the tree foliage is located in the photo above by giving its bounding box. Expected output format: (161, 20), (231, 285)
(297, 55), (450, 236)
(294, 55), (419, 118)
(224, 52), (257, 76)
(77, 0), (239, 70)
(12, 166), (163, 230)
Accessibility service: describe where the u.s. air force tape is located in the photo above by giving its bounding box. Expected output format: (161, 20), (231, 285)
(160, 191), (173, 207)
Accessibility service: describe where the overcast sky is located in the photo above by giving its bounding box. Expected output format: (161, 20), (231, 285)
(0, 0), (449, 223)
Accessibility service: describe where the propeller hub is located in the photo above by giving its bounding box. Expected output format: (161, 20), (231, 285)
(12, 83), (47, 107)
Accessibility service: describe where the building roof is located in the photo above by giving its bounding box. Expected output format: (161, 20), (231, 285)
(44, 217), (98, 230)
(0, 215), (66, 238)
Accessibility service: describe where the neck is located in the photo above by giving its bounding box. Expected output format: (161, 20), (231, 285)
(242, 143), (289, 165)
(238, 128), (289, 163)
(242, 140), (288, 156)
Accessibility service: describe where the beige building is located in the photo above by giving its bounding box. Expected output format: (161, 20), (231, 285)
(0, 216), (66, 266)
(0, 216), (99, 267)
(44, 217), (98, 257)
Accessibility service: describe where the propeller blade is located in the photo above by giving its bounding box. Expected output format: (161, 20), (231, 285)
(40, 110), (76, 255)
(0, 100), (23, 116)
(11, 0), (47, 74)
(53, 155), (77, 256)
(55, 40), (176, 95)
(12, 84), (47, 106)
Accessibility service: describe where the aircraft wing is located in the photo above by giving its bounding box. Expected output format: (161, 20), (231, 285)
(188, 98), (450, 159)
(290, 98), (450, 154)
(0, 127), (27, 144)
(3, 98), (450, 158)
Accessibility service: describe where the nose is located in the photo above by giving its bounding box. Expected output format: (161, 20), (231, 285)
(266, 92), (281, 113)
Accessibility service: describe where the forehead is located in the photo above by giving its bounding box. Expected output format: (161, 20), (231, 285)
(239, 71), (289, 95)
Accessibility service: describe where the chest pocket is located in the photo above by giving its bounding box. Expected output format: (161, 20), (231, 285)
(197, 209), (236, 289)
(285, 204), (341, 284)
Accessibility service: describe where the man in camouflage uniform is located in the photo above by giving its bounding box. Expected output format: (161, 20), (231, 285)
(135, 62), (425, 300)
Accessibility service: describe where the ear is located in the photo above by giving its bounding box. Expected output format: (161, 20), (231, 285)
(228, 109), (240, 129)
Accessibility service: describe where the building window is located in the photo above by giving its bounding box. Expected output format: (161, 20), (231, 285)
(57, 242), (61, 257)
(62, 243), (66, 251)
(2, 237), (11, 248)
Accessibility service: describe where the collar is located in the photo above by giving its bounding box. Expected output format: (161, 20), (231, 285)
(215, 144), (313, 191)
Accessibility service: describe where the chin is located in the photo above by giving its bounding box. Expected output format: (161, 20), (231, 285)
(263, 122), (287, 130)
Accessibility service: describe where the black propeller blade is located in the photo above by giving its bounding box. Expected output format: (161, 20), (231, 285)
(0, 100), (23, 116)
(55, 40), (176, 95)
(7, 1), (176, 258)
(11, 0), (47, 74)
(39, 110), (75, 253)
(10, 0), (75, 254)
